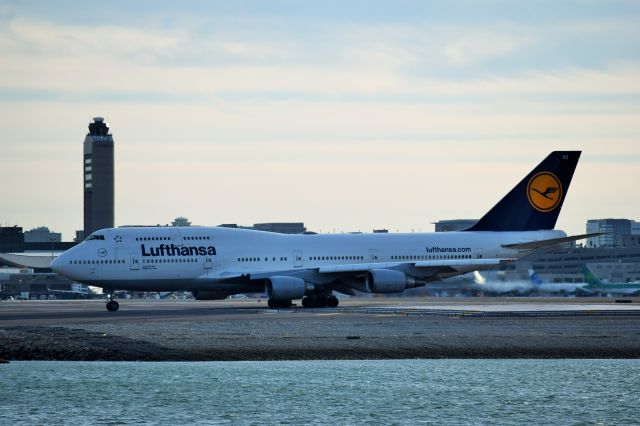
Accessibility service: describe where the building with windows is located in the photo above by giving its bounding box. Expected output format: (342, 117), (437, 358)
(614, 234), (640, 248)
(252, 222), (306, 234)
(171, 217), (192, 227)
(504, 246), (640, 284)
(23, 226), (61, 243)
(586, 219), (635, 248)
(433, 219), (478, 232)
(218, 222), (306, 234)
(429, 217), (640, 286)
(0, 226), (24, 253)
(0, 268), (89, 300)
(83, 117), (114, 237)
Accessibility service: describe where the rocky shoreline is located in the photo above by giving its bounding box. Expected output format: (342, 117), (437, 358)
(2, 315), (640, 361)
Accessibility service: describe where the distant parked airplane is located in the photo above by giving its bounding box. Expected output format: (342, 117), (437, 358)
(527, 269), (589, 295)
(581, 265), (640, 296)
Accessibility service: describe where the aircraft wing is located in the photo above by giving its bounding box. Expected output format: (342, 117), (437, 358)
(501, 232), (603, 250)
(213, 258), (511, 282)
(319, 258), (506, 274)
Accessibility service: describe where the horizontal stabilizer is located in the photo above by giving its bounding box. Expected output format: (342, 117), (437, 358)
(501, 232), (603, 250)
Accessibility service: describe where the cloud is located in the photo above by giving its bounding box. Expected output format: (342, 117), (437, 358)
(443, 34), (529, 65)
(1, 16), (639, 102)
(1, 8), (639, 238)
(3, 18), (181, 59)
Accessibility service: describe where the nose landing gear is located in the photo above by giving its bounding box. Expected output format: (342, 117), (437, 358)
(105, 292), (119, 312)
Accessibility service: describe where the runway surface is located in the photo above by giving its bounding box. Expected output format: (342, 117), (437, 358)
(2, 297), (640, 326)
(2, 298), (640, 360)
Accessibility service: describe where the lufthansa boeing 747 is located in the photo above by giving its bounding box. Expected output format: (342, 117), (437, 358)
(52, 151), (596, 311)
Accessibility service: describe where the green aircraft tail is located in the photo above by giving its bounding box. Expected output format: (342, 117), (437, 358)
(582, 265), (603, 286)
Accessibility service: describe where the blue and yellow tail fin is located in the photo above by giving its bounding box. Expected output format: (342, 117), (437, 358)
(465, 151), (581, 232)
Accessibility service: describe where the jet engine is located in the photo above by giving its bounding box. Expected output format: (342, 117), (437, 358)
(266, 276), (313, 300)
(365, 269), (422, 293)
(191, 290), (230, 300)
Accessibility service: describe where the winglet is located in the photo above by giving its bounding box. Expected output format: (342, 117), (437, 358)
(464, 151), (581, 231)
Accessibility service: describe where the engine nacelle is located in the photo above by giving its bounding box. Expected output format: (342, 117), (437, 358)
(265, 276), (312, 300)
(192, 290), (230, 300)
(365, 269), (419, 293)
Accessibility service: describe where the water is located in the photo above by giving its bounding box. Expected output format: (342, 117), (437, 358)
(1, 360), (639, 425)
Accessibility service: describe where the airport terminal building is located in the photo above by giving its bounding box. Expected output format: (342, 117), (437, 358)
(509, 247), (640, 284)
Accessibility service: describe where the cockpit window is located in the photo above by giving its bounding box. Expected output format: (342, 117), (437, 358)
(86, 234), (105, 241)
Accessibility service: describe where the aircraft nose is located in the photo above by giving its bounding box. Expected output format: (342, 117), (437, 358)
(50, 254), (65, 275)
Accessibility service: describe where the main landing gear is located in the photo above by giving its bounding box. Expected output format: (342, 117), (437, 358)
(302, 294), (339, 308)
(105, 292), (119, 312)
(267, 298), (292, 309)
(266, 293), (340, 309)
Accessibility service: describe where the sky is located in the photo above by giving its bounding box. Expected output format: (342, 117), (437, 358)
(1, 0), (639, 240)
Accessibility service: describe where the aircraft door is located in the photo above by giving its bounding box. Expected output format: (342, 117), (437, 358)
(369, 249), (379, 262)
(130, 254), (140, 270)
(204, 257), (213, 270)
(475, 250), (483, 259)
(294, 250), (303, 268)
(170, 229), (183, 246)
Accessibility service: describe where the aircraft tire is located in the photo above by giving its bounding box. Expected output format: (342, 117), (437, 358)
(267, 299), (292, 308)
(106, 300), (119, 312)
(302, 296), (332, 308)
(327, 296), (339, 308)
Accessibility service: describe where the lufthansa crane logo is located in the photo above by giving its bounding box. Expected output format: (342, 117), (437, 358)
(97, 248), (108, 257)
(527, 172), (562, 212)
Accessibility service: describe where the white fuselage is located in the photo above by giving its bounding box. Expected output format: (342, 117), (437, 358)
(51, 226), (565, 293)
